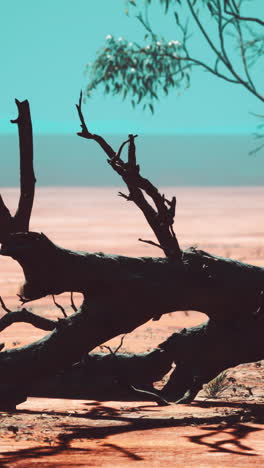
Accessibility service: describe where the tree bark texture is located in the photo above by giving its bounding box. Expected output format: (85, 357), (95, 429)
(0, 233), (264, 405)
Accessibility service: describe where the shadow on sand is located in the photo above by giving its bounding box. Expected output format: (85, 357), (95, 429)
(0, 400), (264, 466)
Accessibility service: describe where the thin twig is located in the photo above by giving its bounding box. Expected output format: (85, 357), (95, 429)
(17, 294), (34, 305)
(115, 334), (126, 354)
(163, 51), (239, 84)
(76, 90), (90, 137)
(70, 292), (78, 312)
(101, 334), (126, 356)
(224, 0), (264, 26)
(0, 297), (12, 314)
(138, 238), (163, 250)
(187, 0), (228, 65)
(130, 384), (170, 406)
(100, 344), (115, 356)
(118, 192), (131, 201)
(52, 295), (67, 318)
(231, 1), (256, 90)
(216, 0), (230, 65)
(76, 91), (116, 158)
(116, 139), (130, 159)
(186, 0), (264, 102)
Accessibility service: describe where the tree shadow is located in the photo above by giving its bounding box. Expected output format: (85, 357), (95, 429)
(186, 423), (260, 456)
(1, 401), (263, 466)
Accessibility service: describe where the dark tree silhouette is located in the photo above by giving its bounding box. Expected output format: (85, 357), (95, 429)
(0, 97), (264, 410)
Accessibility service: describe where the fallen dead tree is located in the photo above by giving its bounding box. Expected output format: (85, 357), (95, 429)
(0, 97), (264, 410)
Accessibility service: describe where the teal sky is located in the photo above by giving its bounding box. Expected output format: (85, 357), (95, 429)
(0, 0), (263, 135)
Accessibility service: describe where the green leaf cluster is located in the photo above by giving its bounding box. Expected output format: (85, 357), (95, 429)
(85, 34), (190, 112)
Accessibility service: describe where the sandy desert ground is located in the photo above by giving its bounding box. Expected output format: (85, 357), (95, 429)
(0, 186), (264, 467)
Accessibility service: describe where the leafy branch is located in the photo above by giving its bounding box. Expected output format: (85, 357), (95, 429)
(85, 0), (263, 149)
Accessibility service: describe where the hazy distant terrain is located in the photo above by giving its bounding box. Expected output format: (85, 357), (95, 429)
(0, 134), (263, 186)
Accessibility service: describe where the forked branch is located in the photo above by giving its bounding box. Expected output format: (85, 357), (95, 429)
(224, 0), (264, 27)
(76, 93), (182, 260)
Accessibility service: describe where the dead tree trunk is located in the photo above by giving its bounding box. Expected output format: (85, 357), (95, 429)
(0, 97), (264, 409)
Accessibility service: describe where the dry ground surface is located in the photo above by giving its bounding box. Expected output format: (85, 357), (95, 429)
(0, 186), (264, 467)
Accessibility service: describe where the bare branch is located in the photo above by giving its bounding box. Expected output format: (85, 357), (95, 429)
(187, 0), (264, 102)
(138, 238), (163, 250)
(76, 98), (182, 260)
(70, 292), (77, 312)
(163, 51), (240, 84)
(128, 134), (138, 168)
(130, 384), (169, 406)
(224, 0), (264, 26)
(114, 334), (126, 354)
(11, 99), (36, 232)
(116, 139), (130, 160)
(17, 294), (34, 305)
(100, 344), (115, 356)
(0, 100), (36, 242)
(52, 295), (67, 318)
(0, 308), (57, 333)
(118, 191), (132, 201)
(0, 296), (57, 333)
(76, 91), (116, 159)
(0, 296), (12, 313)
(75, 90), (90, 137)
(187, 0), (228, 66)
(101, 334), (126, 357)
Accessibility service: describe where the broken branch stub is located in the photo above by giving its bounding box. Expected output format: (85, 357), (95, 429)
(0, 99), (36, 242)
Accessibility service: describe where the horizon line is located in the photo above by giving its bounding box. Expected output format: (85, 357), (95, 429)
(0, 118), (256, 136)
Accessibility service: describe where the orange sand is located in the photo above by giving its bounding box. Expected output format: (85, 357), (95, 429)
(0, 186), (264, 466)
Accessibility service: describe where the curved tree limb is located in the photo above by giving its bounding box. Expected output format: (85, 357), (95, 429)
(0, 308), (57, 333)
(0, 296), (57, 333)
